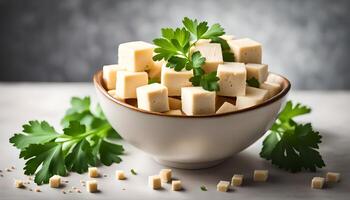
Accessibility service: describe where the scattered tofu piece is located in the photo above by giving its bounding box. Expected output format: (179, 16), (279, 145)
(116, 170), (126, 180)
(136, 83), (170, 112)
(88, 167), (99, 178)
(86, 180), (98, 193)
(164, 110), (182, 115)
(236, 87), (269, 109)
(159, 169), (172, 183)
(192, 43), (223, 73)
(172, 180), (182, 191)
(15, 180), (24, 188)
(220, 35), (236, 41)
(168, 97), (182, 110)
(118, 41), (155, 72)
(216, 102), (237, 114)
(107, 90), (125, 102)
(217, 62), (246, 97)
(245, 63), (268, 83)
(161, 65), (193, 96)
(148, 59), (164, 79)
(116, 71), (148, 99)
(231, 174), (244, 186)
(260, 82), (281, 99)
(228, 38), (262, 64)
(326, 172), (340, 182)
(217, 181), (230, 192)
(181, 87), (216, 115)
(311, 177), (325, 189)
(102, 64), (125, 90)
(253, 170), (268, 182)
(148, 175), (162, 190)
(49, 175), (61, 188)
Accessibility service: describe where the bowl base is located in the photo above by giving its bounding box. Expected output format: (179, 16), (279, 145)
(153, 157), (226, 169)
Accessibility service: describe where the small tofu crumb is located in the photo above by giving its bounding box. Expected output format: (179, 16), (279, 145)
(311, 177), (325, 189)
(15, 180), (24, 188)
(159, 169), (172, 183)
(69, 190), (73, 193)
(254, 170), (268, 182)
(76, 189), (81, 193)
(62, 190), (66, 194)
(86, 180), (98, 193)
(6, 168), (11, 172)
(217, 181), (230, 192)
(326, 172), (340, 183)
(103, 174), (108, 177)
(11, 166), (16, 170)
(29, 188), (33, 191)
(28, 177), (33, 181)
(88, 167), (99, 178)
(49, 175), (61, 188)
(149, 175), (162, 189)
(116, 170), (126, 180)
(0, 174), (3, 177)
(35, 188), (41, 192)
(80, 180), (85, 184)
(171, 180), (182, 191)
(231, 174), (244, 186)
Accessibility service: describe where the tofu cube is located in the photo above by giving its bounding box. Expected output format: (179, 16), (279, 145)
(326, 172), (340, 182)
(116, 71), (148, 99)
(88, 167), (99, 178)
(116, 170), (126, 180)
(148, 60), (164, 79)
(217, 181), (230, 192)
(260, 82), (281, 99)
(181, 87), (216, 115)
(102, 64), (125, 90)
(159, 169), (172, 183)
(217, 62), (247, 97)
(231, 174), (244, 186)
(148, 175), (162, 190)
(192, 43), (223, 73)
(118, 41), (155, 72)
(253, 170), (268, 182)
(172, 180), (182, 191)
(86, 180), (98, 193)
(168, 97), (181, 110)
(311, 177), (325, 189)
(107, 90), (125, 102)
(245, 63), (268, 83)
(216, 102), (237, 114)
(164, 110), (182, 115)
(236, 87), (269, 109)
(220, 35), (236, 41)
(14, 180), (24, 188)
(136, 83), (169, 112)
(161, 65), (192, 96)
(49, 175), (61, 188)
(228, 38), (262, 64)
(266, 73), (284, 86)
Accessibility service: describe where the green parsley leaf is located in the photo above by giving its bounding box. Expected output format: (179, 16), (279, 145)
(131, 169), (137, 175)
(246, 77), (260, 88)
(20, 142), (67, 184)
(200, 185), (207, 191)
(210, 37), (235, 62)
(9, 121), (59, 150)
(10, 97), (124, 184)
(260, 101), (325, 172)
(153, 17), (222, 91)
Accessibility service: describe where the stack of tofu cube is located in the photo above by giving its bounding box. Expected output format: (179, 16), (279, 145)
(103, 36), (282, 116)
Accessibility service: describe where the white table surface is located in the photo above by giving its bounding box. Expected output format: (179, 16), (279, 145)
(0, 83), (349, 200)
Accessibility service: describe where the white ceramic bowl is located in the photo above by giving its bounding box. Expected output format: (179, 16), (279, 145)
(94, 71), (291, 169)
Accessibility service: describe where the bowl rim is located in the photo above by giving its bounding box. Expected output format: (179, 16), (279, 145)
(93, 70), (291, 118)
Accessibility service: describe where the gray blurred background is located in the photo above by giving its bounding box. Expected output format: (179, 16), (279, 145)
(0, 0), (350, 89)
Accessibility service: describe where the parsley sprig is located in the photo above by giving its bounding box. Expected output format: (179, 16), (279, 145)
(9, 97), (124, 184)
(260, 101), (325, 172)
(153, 17), (233, 91)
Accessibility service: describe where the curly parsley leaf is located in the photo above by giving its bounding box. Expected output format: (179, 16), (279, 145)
(260, 101), (325, 172)
(131, 168), (137, 175)
(10, 97), (124, 185)
(246, 77), (260, 88)
(200, 185), (207, 191)
(183, 17), (225, 40)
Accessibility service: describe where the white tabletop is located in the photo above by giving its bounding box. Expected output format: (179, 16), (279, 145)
(0, 83), (349, 200)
